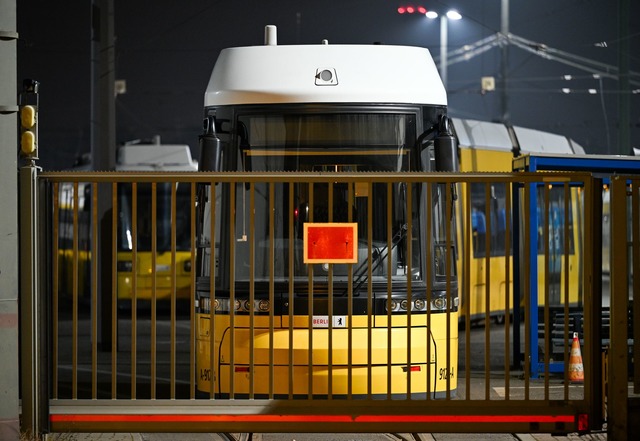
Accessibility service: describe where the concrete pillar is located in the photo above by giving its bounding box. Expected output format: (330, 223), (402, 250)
(0, 0), (20, 439)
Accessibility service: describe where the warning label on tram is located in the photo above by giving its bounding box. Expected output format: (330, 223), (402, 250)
(312, 315), (348, 328)
(303, 222), (358, 264)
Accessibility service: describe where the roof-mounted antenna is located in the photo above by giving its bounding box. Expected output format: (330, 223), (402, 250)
(265, 25), (277, 46)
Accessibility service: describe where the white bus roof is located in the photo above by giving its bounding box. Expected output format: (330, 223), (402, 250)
(205, 44), (446, 107)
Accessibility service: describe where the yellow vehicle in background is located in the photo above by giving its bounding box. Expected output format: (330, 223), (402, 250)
(114, 143), (197, 302)
(452, 118), (584, 324)
(57, 141), (198, 304)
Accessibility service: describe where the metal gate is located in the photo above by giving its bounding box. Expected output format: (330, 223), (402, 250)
(608, 175), (640, 440)
(20, 165), (615, 436)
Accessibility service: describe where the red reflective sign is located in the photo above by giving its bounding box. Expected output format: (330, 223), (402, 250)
(303, 223), (358, 264)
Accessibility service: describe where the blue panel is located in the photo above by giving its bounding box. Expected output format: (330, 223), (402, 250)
(513, 154), (640, 378)
(518, 154), (640, 174)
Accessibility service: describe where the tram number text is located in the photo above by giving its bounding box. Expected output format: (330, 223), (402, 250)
(200, 368), (213, 382)
(439, 367), (454, 380)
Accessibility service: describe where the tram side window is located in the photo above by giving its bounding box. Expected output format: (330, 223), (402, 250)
(471, 207), (486, 256)
(535, 186), (574, 255)
(470, 183), (510, 258)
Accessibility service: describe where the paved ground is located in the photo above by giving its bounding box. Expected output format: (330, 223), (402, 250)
(45, 431), (609, 441)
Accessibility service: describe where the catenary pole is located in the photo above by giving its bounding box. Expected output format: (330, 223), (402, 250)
(92, 0), (116, 349)
(618, 0), (630, 154)
(500, 0), (510, 123)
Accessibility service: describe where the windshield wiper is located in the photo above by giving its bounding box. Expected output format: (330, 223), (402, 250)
(344, 223), (409, 296)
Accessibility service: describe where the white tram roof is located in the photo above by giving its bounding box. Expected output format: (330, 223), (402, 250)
(452, 117), (585, 155)
(116, 144), (198, 171)
(205, 36), (446, 107)
(452, 118), (513, 152)
(512, 126), (576, 154)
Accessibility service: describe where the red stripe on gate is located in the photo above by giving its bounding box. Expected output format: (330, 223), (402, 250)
(50, 414), (352, 423)
(356, 415), (576, 423)
(50, 414), (575, 424)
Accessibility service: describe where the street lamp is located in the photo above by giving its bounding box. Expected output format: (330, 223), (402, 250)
(425, 10), (462, 89)
(396, 5), (462, 87)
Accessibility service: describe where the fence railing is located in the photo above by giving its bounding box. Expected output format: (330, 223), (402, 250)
(20, 169), (611, 435)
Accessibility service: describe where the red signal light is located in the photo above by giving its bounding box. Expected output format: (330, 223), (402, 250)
(398, 5), (428, 15)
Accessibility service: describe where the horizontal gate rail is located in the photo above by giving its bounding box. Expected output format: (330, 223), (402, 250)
(48, 401), (579, 433)
(28, 170), (600, 435)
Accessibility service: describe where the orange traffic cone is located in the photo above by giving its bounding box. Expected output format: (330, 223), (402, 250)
(568, 332), (584, 383)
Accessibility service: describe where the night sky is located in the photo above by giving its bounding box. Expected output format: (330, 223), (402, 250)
(17, 0), (640, 170)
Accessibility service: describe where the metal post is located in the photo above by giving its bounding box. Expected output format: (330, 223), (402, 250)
(18, 74), (47, 438)
(584, 177), (604, 429)
(20, 162), (48, 436)
(609, 175), (629, 439)
(617, 0), (630, 155)
(440, 16), (448, 89)
(500, 0), (510, 122)
(94, 0), (116, 350)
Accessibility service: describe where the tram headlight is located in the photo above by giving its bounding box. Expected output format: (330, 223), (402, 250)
(386, 300), (400, 312)
(432, 297), (447, 311)
(428, 292), (459, 312)
(383, 294), (458, 314)
(200, 298), (273, 314)
(413, 299), (427, 311)
(257, 300), (270, 312)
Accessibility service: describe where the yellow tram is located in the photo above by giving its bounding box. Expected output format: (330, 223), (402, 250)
(194, 26), (459, 398)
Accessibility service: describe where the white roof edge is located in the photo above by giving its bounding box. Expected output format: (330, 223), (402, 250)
(512, 125), (574, 154)
(205, 44), (446, 106)
(452, 118), (514, 152)
(117, 144), (198, 171)
(452, 118), (591, 155)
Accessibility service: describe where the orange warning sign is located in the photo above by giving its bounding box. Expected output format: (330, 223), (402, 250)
(303, 223), (358, 264)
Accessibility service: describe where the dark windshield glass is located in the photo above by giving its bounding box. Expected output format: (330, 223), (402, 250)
(118, 182), (192, 252)
(210, 111), (428, 287)
(237, 113), (415, 172)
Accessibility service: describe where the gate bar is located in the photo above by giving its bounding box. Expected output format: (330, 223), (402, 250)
(609, 176), (629, 440)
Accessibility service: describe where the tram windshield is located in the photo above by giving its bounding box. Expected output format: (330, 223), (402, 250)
(205, 110), (454, 292)
(237, 113), (414, 172)
(118, 183), (192, 252)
